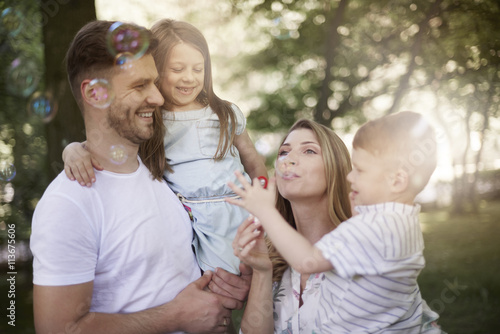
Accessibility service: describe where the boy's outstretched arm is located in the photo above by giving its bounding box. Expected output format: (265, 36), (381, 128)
(227, 171), (333, 275)
(62, 142), (103, 187)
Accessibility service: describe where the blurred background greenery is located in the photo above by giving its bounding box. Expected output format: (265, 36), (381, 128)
(1, 0), (499, 333)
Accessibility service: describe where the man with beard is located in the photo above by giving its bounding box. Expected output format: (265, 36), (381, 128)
(30, 20), (247, 334)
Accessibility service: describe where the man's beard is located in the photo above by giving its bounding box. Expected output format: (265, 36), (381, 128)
(107, 104), (154, 145)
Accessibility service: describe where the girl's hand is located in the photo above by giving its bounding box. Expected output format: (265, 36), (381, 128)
(232, 215), (272, 273)
(226, 170), (276, 217)
(62, 142), (103, 187)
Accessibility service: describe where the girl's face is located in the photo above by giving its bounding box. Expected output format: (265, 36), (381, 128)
(160, 43), (205, 111)
(275, 128), (327, 203)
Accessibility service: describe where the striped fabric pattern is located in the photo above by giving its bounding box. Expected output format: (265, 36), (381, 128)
(314, 202), (426, 333)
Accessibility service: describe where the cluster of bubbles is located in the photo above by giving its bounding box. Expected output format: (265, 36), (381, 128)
(99, 23), (149, 165)
(85, 22), (151, 110)
(2, 15), (150, 120)
(0, 161), (16, 182)
(2, 7), (57, 123)
(2, 14), (151, 167)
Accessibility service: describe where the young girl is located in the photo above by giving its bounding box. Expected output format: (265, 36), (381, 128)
(63, 19), (267, 275)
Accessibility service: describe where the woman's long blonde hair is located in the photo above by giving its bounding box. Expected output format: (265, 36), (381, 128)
(269, 119), (352, 282)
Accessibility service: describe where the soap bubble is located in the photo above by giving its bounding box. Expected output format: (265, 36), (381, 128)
(0, 162), (16, 182)
(85, 79), (114, 109)
(1, 8), (24, 37)
(114, 52), (135, 70)
(106, 22), (150, 59)
(28, 92), (58, 123)
(274, 155), (295, 177)
(6, 57), (40, 97)
(109, 145), (128, 165)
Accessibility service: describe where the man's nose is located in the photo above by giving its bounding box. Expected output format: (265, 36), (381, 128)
(147, 85), (164, 106)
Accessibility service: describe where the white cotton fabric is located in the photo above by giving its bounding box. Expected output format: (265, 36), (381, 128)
(315, 202), (426, 333)
(31, 158), (200, 315)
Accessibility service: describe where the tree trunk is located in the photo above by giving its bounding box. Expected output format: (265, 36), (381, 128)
(451, 108), (472, 215)
(470, 88), (492, 212)
(314, 0), (348, 126)
(387, 0), (443, 115)
(42, 0), (96, 180)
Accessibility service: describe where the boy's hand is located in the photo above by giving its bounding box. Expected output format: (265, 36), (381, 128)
(62, 142), (103, 187)
(226, 170), (276, 217)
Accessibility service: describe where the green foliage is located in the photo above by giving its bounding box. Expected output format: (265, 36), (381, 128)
(228, 0), (500, 135)
(224, 0), (500, 212)
(0, 1), (48, 240)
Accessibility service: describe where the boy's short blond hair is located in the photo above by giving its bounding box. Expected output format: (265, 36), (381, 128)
(353, 111), (437, 193)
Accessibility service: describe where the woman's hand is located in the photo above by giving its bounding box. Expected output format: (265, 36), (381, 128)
(62, 142), (103, 187)
(233, 215), (272, 273)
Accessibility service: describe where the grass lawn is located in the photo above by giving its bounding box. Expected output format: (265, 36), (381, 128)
(419, 199), (500, 333)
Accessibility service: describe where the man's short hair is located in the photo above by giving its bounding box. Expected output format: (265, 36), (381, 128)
(65, 20), (158, 109)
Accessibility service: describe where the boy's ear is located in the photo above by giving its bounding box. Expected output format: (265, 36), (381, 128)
(388, 168), (409, 193)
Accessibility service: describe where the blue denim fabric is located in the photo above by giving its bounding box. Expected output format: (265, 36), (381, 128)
(163, 105), (250, 274)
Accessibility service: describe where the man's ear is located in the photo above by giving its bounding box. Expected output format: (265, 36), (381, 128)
(81, 79), (114, 108)
(81, 79), (95, 105)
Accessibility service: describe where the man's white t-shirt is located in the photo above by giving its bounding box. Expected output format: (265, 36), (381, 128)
(31, 158), (201, 314)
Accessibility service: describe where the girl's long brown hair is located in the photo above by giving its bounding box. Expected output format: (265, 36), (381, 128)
(151, 19), (237, 161)
(139, 106), (172, 180)
(269, 119), (353, 282)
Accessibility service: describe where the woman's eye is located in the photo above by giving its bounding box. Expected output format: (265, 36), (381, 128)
(278, 150), (289, 156)
(305, 149), (316, 154)
(194, 68), (203, 73)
